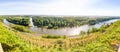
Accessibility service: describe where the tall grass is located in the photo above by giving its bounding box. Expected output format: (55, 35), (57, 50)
(0, 22), (42, 52)
(42, 35), (66, 39)
(10, 24), (32, 33)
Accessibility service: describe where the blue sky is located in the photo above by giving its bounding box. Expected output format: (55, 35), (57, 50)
(0, 0), (120, 16)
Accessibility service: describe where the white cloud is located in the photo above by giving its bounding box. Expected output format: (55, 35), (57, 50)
(0, 0), (119, 16)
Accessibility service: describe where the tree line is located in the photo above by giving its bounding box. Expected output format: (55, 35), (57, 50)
(32, 17), (119, 29)
(3, 16), (120, 29)
(6, 17), (30, 26)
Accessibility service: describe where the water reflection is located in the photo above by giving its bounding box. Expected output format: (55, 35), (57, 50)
(93, 19), (118, 28)
(30, 25), (91, 36)
(29, 18), (34, 27)
(3, 19), (9, 25)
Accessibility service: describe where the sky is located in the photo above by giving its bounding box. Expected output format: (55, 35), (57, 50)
(0, 0), (120, 16)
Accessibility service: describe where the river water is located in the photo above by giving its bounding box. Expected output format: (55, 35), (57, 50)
(3, 18), (119, 36)
(29, 18), (119, 36)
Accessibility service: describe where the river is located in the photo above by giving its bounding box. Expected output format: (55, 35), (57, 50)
(29, 18), (119, 36)
(3, 18), (119, 36)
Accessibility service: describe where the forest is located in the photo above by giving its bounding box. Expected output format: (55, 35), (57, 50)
(6, 17), (30, 26)
(32, 17), (119, 29)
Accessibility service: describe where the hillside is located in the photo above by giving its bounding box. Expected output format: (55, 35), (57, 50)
(0, 20), (120, 52)
(0, 22), (42, 52)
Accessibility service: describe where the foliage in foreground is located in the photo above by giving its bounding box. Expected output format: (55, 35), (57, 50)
(0, 22), (42, 52)
(42, 35), (66, 39)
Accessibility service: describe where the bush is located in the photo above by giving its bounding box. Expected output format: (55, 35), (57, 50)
(10, 24), (31, 33)
(42, 35), (66, 39)
(99, 25), (107, 32)
(90, 28), (99, 33)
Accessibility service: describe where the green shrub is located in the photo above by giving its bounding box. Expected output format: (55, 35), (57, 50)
(10, 24), (31, 33)
(42, 35), (66, 39)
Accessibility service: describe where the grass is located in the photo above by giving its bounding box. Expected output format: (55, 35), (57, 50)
(42, 35), (66, 39)
(0, 22), (40, 52)
(9, 24), (32, 33)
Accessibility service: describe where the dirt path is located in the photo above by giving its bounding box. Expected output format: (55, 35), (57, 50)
(0, 43), (3, 52)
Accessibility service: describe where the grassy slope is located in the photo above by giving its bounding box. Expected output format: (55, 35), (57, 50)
(0, 22), (43, 52)
(13, 20), (120, 52)
(77, 20), (120, 52)
(0, 20), (120, 52)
